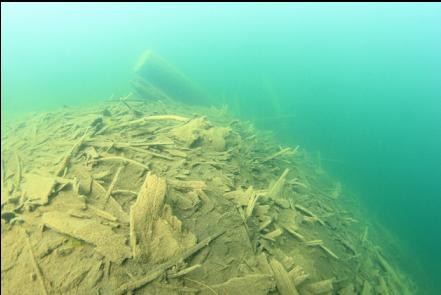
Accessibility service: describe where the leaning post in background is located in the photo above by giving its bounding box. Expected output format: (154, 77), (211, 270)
(131, 50), (213, 106)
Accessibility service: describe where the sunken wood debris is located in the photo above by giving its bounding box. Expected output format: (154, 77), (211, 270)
(116, 230), (225, 295)
(268, 168), (290, 200)
(22, 229), (49, 295)
(289, 265), (310, 287)
(130, 173), (196, 263)
(55, 128), (89, 177)
(210, 274), (275, 295)
(167, 179), (206, 191)
(305, 278), (335, 294)
(262, 146), (298, 163)
(129, 173), (167, 260)
(305, 240), (339, 260)
(23, 174), (57, 205)
(294, 204), (325, 226)
(1, 87), (417, 295)
(269, 258), (300, 295)
(104, 166), (123, 202)
(42, 211), (131, 263)
(89, 156), (149, 171)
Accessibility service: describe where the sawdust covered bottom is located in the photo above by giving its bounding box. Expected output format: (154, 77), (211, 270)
(1, 97), (417, 294)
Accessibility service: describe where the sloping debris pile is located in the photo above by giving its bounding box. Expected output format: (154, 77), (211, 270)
(1, 96), (417, 294)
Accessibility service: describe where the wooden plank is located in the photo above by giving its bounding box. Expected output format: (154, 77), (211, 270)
(129, 173), (166, 259)
(134, 50), (212, 105)
(42, 211), (131, 263)
(269, 258), (300, 295)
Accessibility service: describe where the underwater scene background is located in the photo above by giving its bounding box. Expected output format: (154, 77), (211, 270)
(2, 3), (440, 294)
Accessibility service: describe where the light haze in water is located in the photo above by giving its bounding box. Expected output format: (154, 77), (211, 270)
(2, 3), (441, 293)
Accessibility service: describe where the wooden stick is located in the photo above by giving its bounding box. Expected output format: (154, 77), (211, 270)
(262, 146), (298, 163)
(375, 250), (400, 283)
(89, 156), (149, 171)
(268, 169), (289, 199)
(167, 264), (202, 279)
(280, 223), (305, 242)
(185, 278), (217, 295)
(22, 230), (49, 295)
(108, 196), (130, 224)
(113, 189), (138, 196)
(261, 228), (283, 241)
(361, 226), (369, 245)
(320, 244), (339, 260)
(104, 166), (123, 202)
(15, 153), (22, 190)
(120, 92), (133, 101)
(87, 204), (118, 222)
(84, 140), (174, 149)
(127, 146), (174, 161)
(305, 240), (323, 247)
(294, 204), (325, 226)
(305, 240), (339, 259)
(119, 93), (139, 114)
(116, 230), (225, 295)
(245, 188), (259, 220)
(56, 128), (89, 177)
(93, 179), (107, 194)
(191, 161), (227, 168)
(167, 179), (206, 190)
(1, 158), (7, 194)
(258, 217), (272, 231)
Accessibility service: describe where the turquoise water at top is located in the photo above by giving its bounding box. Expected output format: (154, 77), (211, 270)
(2, 3), (441, 293)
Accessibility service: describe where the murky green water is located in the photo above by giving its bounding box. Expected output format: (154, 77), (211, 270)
(2, 3), (440, 294)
